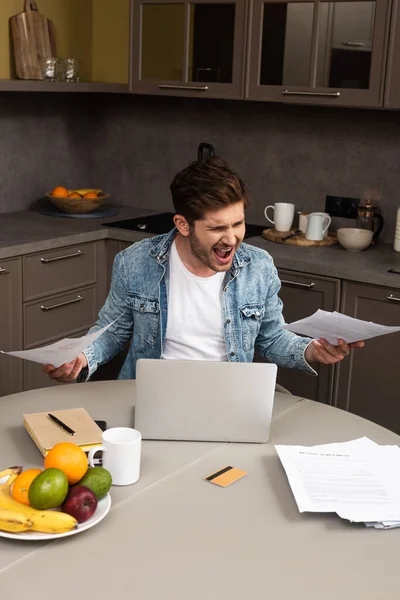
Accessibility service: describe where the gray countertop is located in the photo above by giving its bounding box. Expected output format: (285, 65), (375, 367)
(1, 206), (400, 289)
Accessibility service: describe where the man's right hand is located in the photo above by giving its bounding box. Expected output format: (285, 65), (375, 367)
(42, 352), (88, 383)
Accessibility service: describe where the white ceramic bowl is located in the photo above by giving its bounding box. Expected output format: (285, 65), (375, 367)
(337, 228), (374, 252)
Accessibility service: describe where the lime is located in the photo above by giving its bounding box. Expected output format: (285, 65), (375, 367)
(28, 468), (69, 510)
(75, 467), (112, 500)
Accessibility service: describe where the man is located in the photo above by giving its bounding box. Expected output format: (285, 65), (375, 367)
(43, 157), (363, 383)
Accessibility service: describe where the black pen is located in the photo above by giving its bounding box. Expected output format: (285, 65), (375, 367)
(48, 413), (76, 436)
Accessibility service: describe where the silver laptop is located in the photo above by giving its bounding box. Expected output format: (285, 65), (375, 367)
(135, 359), (277, 443)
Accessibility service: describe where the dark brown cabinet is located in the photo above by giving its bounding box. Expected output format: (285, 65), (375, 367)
(130, 0), (247, 98)
(246, 0), (391, 107)
(384, 0), (400, 107)
(276, 268), (341, 403)
(0, 258), (23, 397)
(334, 281), (400, 434)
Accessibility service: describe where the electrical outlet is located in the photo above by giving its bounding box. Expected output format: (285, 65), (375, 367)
(325, 195), (360, 219)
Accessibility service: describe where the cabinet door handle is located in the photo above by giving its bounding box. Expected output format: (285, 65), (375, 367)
(40, 250), (83, 263)
(158, 84), (208, 91)
(281, 279), (315, 289)
(0, 267), (8, 274)
(282, 90), (340, 98)
(343, 41), (366, 47)
(387, 294), (400, 303)
(41, 295), (84, 311)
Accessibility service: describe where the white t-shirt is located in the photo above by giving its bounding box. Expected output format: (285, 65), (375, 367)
(162, 240), (227, 361)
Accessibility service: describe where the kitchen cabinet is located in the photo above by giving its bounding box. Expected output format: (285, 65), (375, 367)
(334, 281), (400, 434)
(0, 258), (23, 397)
(383, 0), (400, 107)
(0, 0), (130, 92)
(275, 268), (341, 403)
(130, 0), (247, 99)
(246, 0), (391, 107)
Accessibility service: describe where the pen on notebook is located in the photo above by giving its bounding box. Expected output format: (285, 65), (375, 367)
(48, 413), (76, 436)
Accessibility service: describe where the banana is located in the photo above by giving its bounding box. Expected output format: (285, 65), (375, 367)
(0, 506), (33, 533)
(0, 467), (77, 534)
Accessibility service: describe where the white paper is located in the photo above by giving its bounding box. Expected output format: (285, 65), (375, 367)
(284, 309), (400, 344)
(275, 438), (400, 528)
(1, 320), (117, 368)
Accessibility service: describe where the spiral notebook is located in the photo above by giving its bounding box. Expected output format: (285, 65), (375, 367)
(23, 407), (103, 457)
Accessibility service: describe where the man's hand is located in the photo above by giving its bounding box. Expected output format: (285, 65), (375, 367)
(305, 338), (364, 365)
(42, 352), (88, 383)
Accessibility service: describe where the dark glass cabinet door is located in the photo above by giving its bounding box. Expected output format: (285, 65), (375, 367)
(247, 0), (391, 107)
(131, 0), (247, 98)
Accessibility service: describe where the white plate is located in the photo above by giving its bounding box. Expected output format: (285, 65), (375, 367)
(0, 490), (111, 541)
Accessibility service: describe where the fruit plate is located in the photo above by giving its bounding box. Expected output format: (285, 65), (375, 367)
(0, 484), (111, 541)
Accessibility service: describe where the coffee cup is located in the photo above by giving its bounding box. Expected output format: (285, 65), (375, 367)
(298, 212), (309, 234)
(88, 427), (141, 486)
(264, 202), (295, 232)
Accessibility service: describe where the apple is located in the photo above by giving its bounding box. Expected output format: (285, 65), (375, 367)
(62, 485), (98, 523)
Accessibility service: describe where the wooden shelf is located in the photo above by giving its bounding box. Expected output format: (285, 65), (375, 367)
(0, 80), (129, 93)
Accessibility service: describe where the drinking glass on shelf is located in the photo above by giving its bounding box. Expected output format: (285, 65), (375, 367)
(59, 58), (80, 83)
(39, 57), (58, 81)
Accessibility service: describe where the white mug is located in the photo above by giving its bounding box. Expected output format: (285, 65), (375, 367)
(88, 427), (141, 486)
(264, 202), (295, 232)
(305, 212), (332, 241)
(298, 212), (309, 234)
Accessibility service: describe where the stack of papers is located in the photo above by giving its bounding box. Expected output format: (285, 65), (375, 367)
(284, 309), (400, 344)
(275, 437), (400, 529)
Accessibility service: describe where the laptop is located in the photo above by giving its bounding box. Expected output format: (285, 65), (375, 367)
(134, 359), (277, 443)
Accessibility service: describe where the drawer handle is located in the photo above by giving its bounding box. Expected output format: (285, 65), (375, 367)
(282, 90), (341, 98)
(0, 267), (8, 274)
(159, 84), (208, 91)
(387, 294), (400, 303)
(281, 279), (315, 289)
(41, 295), (84, 311)
(343, 41), (366, 47)
(40, 250), (83, 264)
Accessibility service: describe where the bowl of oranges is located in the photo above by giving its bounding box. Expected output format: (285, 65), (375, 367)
(47, 186), (110, 214)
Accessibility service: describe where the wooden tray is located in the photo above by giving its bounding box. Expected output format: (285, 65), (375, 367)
(262, 228), (338, 247)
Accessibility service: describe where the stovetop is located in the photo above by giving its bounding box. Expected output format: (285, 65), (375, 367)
(103, 212), (266, 239)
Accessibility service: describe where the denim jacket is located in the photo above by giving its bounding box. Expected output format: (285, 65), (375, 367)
(83, 229), (316, 380)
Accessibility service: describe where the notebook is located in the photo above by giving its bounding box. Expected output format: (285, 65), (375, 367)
(23, 407), (103, 457)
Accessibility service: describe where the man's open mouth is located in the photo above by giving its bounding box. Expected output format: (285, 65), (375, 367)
(213, 246), (234, 264)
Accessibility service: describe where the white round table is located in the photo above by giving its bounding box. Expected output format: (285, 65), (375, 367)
(0, 381), (399, 600)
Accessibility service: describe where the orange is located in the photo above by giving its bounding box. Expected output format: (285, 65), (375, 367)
(84, 192), (98, 198)
(51, 185), (68, 197)
(68, 192), (81, 198)
(44, 442), (88, 485)
(11, 468), (42, 506)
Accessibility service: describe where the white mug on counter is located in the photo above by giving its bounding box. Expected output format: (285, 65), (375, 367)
(88, 427), (142, 486)
(264, 202), (295, 232)
(305, 212), (332, 241)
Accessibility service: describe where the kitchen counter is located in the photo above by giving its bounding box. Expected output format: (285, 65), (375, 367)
(1, 206), (400, 288)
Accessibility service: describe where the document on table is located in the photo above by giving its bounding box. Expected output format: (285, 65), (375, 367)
(284, 309), (400, 344)
(1, 320), (117, 368)
(275, 437), (400, 529)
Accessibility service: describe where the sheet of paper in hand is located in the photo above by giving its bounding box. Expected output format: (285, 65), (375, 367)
(284, 309), (400, 344)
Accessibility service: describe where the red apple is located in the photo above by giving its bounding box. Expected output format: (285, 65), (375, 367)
(62, 485), (98, 523)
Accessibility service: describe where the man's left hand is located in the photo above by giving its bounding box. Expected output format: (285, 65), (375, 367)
(305, 338), (364, 365)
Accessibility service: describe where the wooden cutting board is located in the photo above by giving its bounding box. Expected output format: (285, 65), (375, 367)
(10, 0), (56, 80)
(262, 228), (338, 247)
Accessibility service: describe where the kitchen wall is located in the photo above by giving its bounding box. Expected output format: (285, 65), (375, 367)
(1, 92), (400, 243)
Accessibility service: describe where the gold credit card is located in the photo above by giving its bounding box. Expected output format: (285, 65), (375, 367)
(205, 465), (248, 487)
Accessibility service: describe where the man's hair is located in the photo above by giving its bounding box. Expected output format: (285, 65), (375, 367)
(170, 156), (249, 224)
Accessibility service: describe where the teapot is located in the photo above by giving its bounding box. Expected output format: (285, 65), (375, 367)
(305, 212), (331, 241)
(356, 198), (384, 241)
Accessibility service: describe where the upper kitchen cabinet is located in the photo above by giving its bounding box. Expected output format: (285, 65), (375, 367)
(383, 0), (400, 107)
(0, 0), (130, 92)
(246, 0), (391, 107)
(130, 0), (247, 98)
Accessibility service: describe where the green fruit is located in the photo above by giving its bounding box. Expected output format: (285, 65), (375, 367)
(28, 468), (69, 510)
(75, 467), (112, 500)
